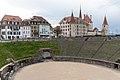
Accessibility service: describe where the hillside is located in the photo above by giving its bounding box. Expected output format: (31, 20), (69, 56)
(1, 37), (120, 68)
(0, 41), (60, 68)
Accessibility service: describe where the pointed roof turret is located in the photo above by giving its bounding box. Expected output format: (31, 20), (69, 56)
(70, 11), (75, 23)
(103, 16), (108, 25)
(79, 5), (82, 19)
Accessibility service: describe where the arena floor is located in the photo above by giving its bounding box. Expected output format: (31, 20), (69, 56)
(13, 62), (120, 80)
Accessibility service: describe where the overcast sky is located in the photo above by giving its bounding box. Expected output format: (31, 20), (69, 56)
(0, 0), (120, 34)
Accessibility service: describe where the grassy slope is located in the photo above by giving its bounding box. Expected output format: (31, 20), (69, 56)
(1, 38), (120, 68)
(0, 41), (60, 68)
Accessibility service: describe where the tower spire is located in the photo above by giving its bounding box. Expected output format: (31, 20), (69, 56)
(70, 11), (75, 23)
(71, 10), (74, 17)
(103, 15), (108, 25)
(79, 5), (82, 19)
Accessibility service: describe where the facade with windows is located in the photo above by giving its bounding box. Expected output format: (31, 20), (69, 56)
(0, 15), (22, 40)
(59, 11), (91, 37)
(22, 20), (31, 38)
(29, 16), (53, 38)
(59, 9), (108, 37)
(39, 25), (51, 37)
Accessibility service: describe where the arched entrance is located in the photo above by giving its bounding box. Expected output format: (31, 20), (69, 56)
(40, 48), (52, 59)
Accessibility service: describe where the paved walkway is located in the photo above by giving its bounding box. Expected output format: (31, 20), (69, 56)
(13, 62), (120, 80)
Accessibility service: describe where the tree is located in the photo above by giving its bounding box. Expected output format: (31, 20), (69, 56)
(54, 26), (62, 37)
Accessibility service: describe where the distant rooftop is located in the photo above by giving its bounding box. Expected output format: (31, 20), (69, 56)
(1, 15), (22, 22)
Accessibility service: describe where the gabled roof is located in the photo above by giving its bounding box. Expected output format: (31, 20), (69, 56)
(31, 16), (43, 21)
(1, 15), (22, 22)
(59, 16), (81, 24)
(103, 16), (108, 25)
(85, 15), (91, 24)
(30, 16), (51, 25)
(93, 27), (99, 31)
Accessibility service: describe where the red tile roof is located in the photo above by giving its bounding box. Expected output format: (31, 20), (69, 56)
(59, 16), (81, 24)
(1, 15), (22, 22)
(31, 16), (50, 25)
(32, 16), (43, 21)
(103, 16), (108, 25)
(85, 15), (91, 24)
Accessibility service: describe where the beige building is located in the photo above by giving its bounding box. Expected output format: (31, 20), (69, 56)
(28, 16), (52, 38)
(59, 8), (93, 37)
(59, 8), (109, 37)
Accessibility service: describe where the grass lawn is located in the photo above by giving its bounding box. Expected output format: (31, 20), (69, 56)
(0, 41), (60, 68)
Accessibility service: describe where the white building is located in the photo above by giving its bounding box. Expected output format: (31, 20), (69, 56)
(0, 15), (23, 40)
(22, 20), (31, 38)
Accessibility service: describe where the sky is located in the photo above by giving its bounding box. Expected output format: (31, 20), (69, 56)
(0, 0), (120, 34)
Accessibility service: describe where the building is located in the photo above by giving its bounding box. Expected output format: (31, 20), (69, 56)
(0, 15), (22, 40)
(22, 19), (31, 38)
(29, 16), (39, 38)
(102, 16), (108, 36)
(59, 8), (93, 37)
(29, 16), (53, 38)
(59, 8), (109, 37)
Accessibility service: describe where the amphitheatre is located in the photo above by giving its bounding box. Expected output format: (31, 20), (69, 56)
(1, 37), (120, 80)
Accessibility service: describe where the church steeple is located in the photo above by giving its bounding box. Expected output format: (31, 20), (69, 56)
(70, 11), (75, 23)
(102, 15), (108, 36)
(71, 11), (74, 17)
(103, 16), (108, 25)
(79, 5), (82, 19)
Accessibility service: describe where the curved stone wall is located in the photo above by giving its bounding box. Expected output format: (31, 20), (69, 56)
(0, 56), (120, 80)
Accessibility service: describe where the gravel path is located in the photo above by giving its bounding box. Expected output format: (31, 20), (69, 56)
(13, 62), (120, 80)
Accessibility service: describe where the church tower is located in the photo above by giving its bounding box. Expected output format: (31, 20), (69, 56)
(79, 6), (82, 19)
(102, 16), (108, 36)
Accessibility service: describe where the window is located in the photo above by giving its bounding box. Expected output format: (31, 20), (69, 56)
(83, 26), (85, 28)
(8, 36), (11, 39)
(2, 26), (5, 29)
(7, 32), (10, 35)
(14, 32), (16, 35)
(10, 26), (12, 30)
(17, 22), (19, 25)
(19, 32), (21, 35)
(2, 32), (5, 35)
(10, 21), (12, 24)
(10, 32), (12, 35)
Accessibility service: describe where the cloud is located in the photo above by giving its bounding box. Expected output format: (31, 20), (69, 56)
(0, 0), (120, 33)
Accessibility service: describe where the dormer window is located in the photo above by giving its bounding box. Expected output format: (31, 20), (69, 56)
(10, 21), (12, 24)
